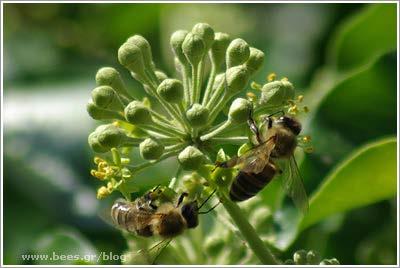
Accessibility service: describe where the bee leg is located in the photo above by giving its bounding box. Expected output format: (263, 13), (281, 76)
(198, 201), (221, 214)
(247, 111), (263, 144)
(176, 192), (189, 207)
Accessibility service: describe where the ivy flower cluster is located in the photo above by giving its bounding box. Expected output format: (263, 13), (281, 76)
(86, 22), (308, 200)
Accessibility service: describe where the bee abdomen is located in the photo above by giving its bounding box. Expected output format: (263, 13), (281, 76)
(111, 202), (154, 236)
(230, 163), (276, 202)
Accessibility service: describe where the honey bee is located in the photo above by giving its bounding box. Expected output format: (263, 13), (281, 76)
(110, 187), (216, 263)
(111, 189), (199, 238)
(218, 112), (309, 213)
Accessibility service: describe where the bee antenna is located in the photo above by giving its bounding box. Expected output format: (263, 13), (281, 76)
(198, 189), (217, 210)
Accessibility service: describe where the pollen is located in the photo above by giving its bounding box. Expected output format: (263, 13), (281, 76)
(267, 72), (276, 82)
(250, 81), (262, 91)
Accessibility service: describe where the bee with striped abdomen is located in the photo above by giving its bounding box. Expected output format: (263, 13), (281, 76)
(218, 112), (309, 213)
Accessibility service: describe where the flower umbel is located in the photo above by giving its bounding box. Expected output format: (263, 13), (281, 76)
(86, 22), (310, 265)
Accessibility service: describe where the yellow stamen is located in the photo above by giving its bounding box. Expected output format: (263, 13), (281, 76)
(267, 72), (276, 82)
(297, 95), (304, 102)
(250, 81), (262, 90)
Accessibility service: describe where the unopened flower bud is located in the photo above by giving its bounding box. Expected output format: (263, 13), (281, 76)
(126, 35), (153, 69)
(91, 85), (123, 111)
(186, 103), (209, 127)
(225, 65), (250, 95)
(170, 30), (189, 64)
(260, 79), (295, 106)
(293, 250), (307, 265)
(306, 250), (321, 265)
(192, 23), (215, 50)
(88, 131), (108, 153)
(182, 32), (206, 66)
(96, 124), (126, 150)
(157, 79), (184, 103)
(96, 67), (130, 98)
(178, 146), (206, 170)
(124, 100), (152, 125)
(210, 32), (231, 68)
(228, 98), (252, 123)
(226, 38), (250, 68)
(86, 100), (124, 120)
(284, 259), (295, 265)
(244, 47), (265, 74)
(155, 70), (168, 82)
(139, 138), (164, 160)
(118, 42), (146, 77)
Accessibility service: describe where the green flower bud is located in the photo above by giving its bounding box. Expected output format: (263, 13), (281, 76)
(225, 65), (250, 95)
(192, 23), (215, 50)
(95, 67), (130, 98)
(139, 138), (164, 160)
(328, 258), (340, 265)
(157, 79), (184, 103)
(260, 79), (295, 107)
(88, 131), (108, 153)
(210, 32), (231, 68)
(178, 146), (206, 170)
(319, 260), (331, 265)
(293, 250), (308, 265)
(170, 30), (189, 64)
(91, 85), (123, 111)
(155, 70), (168, 82)
(182, 32), (205, 66)
(306, 250), (321, 265)
(186, 103), (209, 127)
(284, 259), (295, 265)
(126, 35), (153, 69)
(228, 98), (252, 123)
(244, 47), (265, 75)
(124, 100), (152, 125)
(86, 100), (124, 120)
(213, 73), (224, 91)
(118, 42), (146, 77)
(96, 124), (126, 150)
(226, 38), (250, 68)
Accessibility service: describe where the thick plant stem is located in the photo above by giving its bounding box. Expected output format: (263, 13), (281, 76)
(218, 192), (279, 265)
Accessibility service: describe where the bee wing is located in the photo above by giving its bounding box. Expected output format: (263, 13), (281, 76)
(131, 238), (173, 264)
(238, 138), (275, 174)
(281, 155), (309, 214)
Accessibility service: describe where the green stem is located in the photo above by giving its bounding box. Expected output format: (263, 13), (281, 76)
(140, 124), (185, 138)
(196, 58), (205, 103)
(209, 136), (249, 145)
(191, 64), (199, 105)
(142, 75), (188, 130)
(182, 64), (192, 108)
(205, 74), (225, 110)
(200, 120), (232, 141)
(129, 148), (183, 174)
(218, 192), (279, 265)
(207, 91), (235, 125)
(202, 63), (217, 106)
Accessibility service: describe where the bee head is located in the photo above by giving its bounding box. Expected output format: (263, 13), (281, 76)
(275, 116), (301, 135)
(181, 201), (199, 228)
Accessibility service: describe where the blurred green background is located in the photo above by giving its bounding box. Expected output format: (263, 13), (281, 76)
(3, 3), (397, 265)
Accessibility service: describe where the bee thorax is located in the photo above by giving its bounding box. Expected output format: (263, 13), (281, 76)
(153, 210), (185, 238)
(271, 128), (297, 158)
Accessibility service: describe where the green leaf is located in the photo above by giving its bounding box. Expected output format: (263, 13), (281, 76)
(300, 137), (397, 231)
(315, 52), (396, 145)
(34, 228), (98, 264)
(329, 3), (396, 72)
